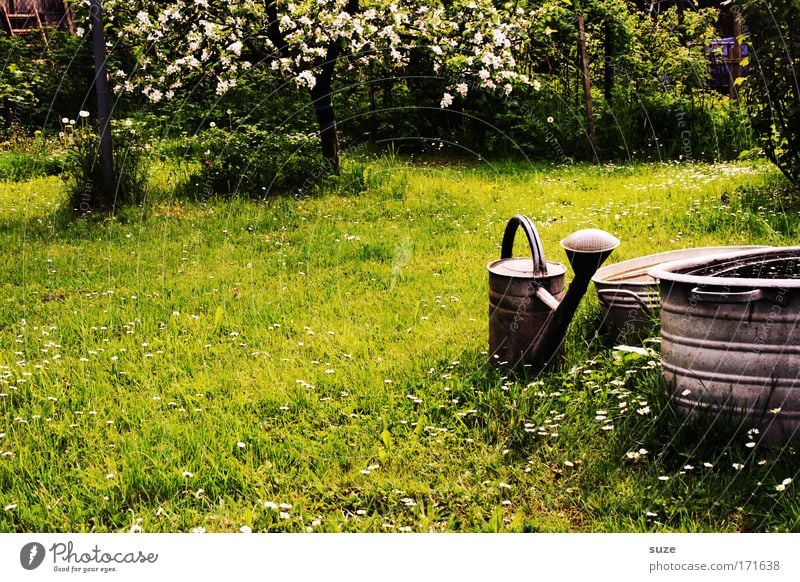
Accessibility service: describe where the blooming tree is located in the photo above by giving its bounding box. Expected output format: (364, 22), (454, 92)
(88, 0), (538, 169)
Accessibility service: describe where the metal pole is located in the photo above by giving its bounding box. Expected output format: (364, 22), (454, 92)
(90, 0), (114, 195)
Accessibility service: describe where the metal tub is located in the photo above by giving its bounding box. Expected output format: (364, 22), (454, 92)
(650, 247), (800, 445)
(592, 246), (766, 343)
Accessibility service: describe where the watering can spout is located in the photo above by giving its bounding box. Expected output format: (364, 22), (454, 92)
(530, 229), (620, 368)
(488, 218), (619, 372)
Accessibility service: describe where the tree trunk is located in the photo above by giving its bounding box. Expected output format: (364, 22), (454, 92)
(262, 0), (361, 172)
(310, 83), (340, 171)
(308, 25), (345, 172)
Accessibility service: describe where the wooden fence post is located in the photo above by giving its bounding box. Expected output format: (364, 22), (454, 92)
(90, 0), (114, 199)
(577, 14), (596, 146)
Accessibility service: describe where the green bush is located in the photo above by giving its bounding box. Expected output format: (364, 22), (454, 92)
(0, 150), (63, 181)
(595, 94), (752, 162)
(0, 31), (95, 136)
(156, 67), (314, 137)
(182, 126), (323, 198)
(62, 116), (150, 213)
(0, 131), (64, 181)
(741, 0), (800, 184)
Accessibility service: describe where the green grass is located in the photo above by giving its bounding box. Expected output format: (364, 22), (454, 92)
(0, 134), (65, 182)
(1, 158), (799, 533)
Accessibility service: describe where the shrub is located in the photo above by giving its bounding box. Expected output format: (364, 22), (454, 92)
(182, 126), (322, 199)
(595, 94), (752, 162)
(741, 0), (800, 185)
(0, 131), (64, 181)
(0, 31), (95, 136)
(62, 115), (150, 213)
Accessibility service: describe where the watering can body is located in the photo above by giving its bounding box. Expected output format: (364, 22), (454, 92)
(488, 257), (566, 370)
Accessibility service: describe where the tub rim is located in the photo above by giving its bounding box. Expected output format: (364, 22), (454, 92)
(592, 246), (768, 285)
(649, 246), (800, 289)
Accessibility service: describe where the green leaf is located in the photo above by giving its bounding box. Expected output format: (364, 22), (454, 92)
(381, 428), (393, 450)
(734, 76), (746, 86)
(739, 56), (750, 67)
(414, 414), (427, 437)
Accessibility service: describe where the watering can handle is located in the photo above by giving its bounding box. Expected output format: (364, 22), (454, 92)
(689, 287), (764, 303)
(596, 288), (653, 313)
(500, 215), (548, 275)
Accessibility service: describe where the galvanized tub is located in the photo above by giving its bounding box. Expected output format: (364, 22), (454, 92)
(650, 247), (800, 445)
(592, 246), (766, 343)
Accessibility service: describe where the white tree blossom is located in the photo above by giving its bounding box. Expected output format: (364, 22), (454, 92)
(91, 0), (538, 104)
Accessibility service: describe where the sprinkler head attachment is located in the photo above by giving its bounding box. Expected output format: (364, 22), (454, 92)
(560, 229), (620, 278)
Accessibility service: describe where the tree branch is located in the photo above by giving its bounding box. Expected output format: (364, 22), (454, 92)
(312, 0), (359, 96)
(264, 0), (290, 58)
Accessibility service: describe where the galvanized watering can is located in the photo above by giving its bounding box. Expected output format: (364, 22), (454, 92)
(488, 215), (620, 371)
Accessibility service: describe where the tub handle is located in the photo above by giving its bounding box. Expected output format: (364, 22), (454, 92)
(689, 287), (764, 303)
(597, 288), (653, 313)
(501, 214), (548, 276)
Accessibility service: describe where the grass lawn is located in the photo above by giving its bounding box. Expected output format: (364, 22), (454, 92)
(0, 158), (798, 532)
